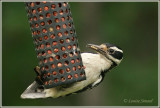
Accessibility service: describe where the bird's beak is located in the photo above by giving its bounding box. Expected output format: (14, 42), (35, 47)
(86, 44), (106, 54)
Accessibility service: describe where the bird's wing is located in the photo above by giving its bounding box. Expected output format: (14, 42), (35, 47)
(91, 75), (103, 87)
(21, 81), (46, 99)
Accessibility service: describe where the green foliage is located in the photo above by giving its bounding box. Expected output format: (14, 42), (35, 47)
(2, 2), (158, 106)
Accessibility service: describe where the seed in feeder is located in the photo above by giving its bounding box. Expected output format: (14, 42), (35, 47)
(42, 67), (45, 71)
(80, 72), (84, 76)
(58, 32), (62, 37)
(70, 30), (73, 34)
(44, 6), (49, 11)
(42, 28), (47, 33)
(56, 25), (60, 30)
(45, 65), (49, 70)
(50, 34), (55, 39)
(30, 18), (32, 22)
(37, 45), (39, 50)
(55, 55), (60, 60)
(44, 35), (48, 40)
(78, 65), (81, 70)
(32, 31), (35, 35)
(28, 10), (31, 14)
(43, 74), (46, 79)
(71, 36), (74, 41)
(59, 69), (64, 74)
(38, 52), (41, 56)
(39, 37), (42, 41)
(47, 73), (51, 77)
(57, 62), (62, 67)
(63, 53), (67, 58)
(47, 20), (52, 25)
(68, 75), (72, 79)
(34, 16), (37, 21)
(38, 7), (42, 13)
(49, 57), (53, 62)
(69, 52), (73, 57)
(59, 39), (64, 44)
(59, 10), (63, 15)
(74, 74), (78, 78)
(53, 11), (57, 16)
(41, 22), (45, 26)
(49, 27), (54, 32)
(51, 4), (56, 9)
(64, 61), (69, 66)
(43, 1), (47, 3)
(58, 3), (62, 7)
(73, 66), (76, 71)
(83, 65), (86, 69)
(48, 50), (52, 54)
(46, 13), (51, 18)
(71, 59), (75, 64)
(35, 23), (39, 28)
(61, 17), (65, 22)
(61, 77), (65, 82)
(35, 39), (38, 42)
(75, 51), (78, 56)
(45, 81), (48, 85)
(67, 16), (69, 20)
(54, 78), (58, 83)
(31, 2), (34, 7)
(68, 23), (71, 27)
(55, 18), (59, 23)
(77, 58), (79, 63)
(41, 44), (44, 49)
(73, 44), (76, 49)
(54, 48), (59, 53)
(68, 45), (71, 50)
(46, 42), (50, 47)
(42, 51), (45, 56)
(64, 31), (68, 36)
(32, 9), (36, 14)
(32, 24), (34, 28)
(52, 64), (55, 69)
(66, 68), (70, 72)
(66, 38), (70, 43)
(63, 24), (67, 29)
(61, 46), (65, 51)
(52, 41), (57, 46)
(49, 80), (52, 85)
(37, 30), (40, 35)
(63, 2), (67, 7)
(39, 15), (43, 20)
(53, 71), (57, 75)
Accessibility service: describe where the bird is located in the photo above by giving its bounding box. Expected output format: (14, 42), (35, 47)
(21, 43), (123, 99)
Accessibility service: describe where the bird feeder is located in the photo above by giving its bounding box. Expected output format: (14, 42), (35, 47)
(25, 2), (86, 89)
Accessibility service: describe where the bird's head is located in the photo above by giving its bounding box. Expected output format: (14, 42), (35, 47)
(87, 43), (123, 66)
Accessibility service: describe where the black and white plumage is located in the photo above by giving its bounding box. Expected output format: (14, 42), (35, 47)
(21, 43), (123, 99)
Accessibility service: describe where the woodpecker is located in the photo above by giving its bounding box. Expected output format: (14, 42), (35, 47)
(21, 43), (123, 99)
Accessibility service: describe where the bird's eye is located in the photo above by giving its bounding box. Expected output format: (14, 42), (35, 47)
(109, 49), (114, 54)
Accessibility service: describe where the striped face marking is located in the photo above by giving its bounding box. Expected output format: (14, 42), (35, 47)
(109, 47), (123, 53)
(87, 43), (123, 65)
(100, 43), (123, 64)
(108, 47), (123, 60)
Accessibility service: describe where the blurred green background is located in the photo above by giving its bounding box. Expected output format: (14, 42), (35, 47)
(2, 2), (158, 106)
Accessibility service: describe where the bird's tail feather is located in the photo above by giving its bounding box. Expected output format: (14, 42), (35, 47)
(21, 81), (46, 99)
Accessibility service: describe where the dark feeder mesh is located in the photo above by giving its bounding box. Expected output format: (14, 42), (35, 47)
(25, 2), (86, 89)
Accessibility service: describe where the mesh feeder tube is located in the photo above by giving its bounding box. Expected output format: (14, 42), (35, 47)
(25, 2), (86, 89)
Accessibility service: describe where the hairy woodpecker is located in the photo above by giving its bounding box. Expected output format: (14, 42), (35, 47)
(21, 43), (123, 99)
